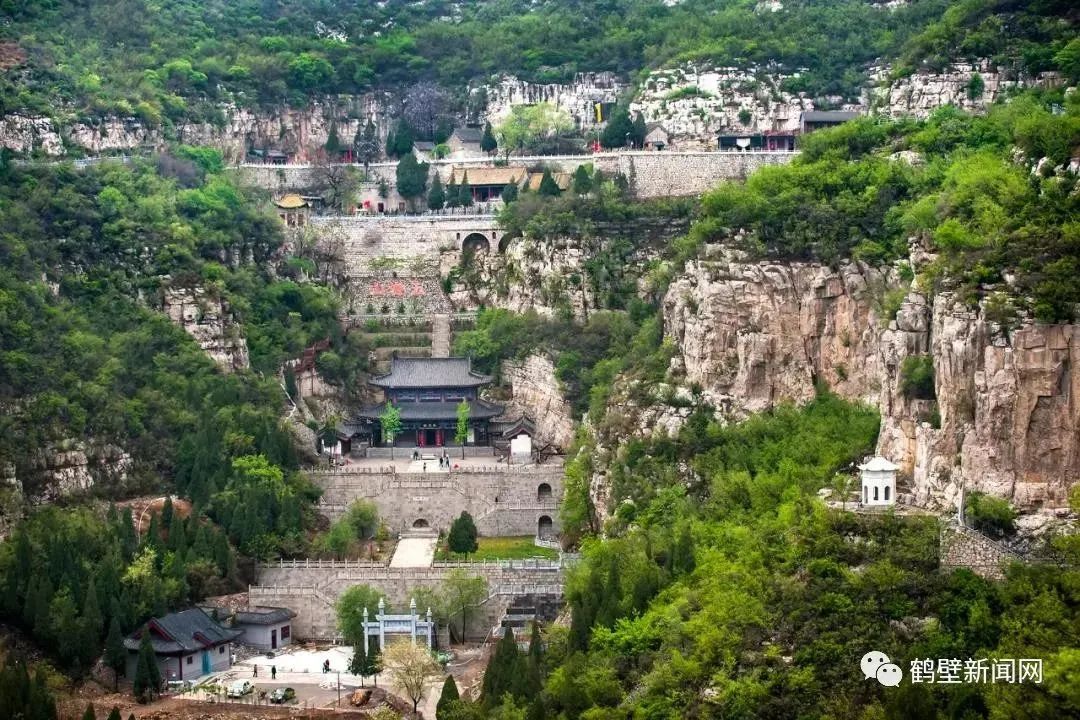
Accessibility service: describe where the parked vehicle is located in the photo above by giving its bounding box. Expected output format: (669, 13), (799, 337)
(269, 687), (296, 704)
(227, 680), (254, 698)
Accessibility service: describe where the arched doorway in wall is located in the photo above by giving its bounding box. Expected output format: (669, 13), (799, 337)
(498, 231), (521, 253)
(461, 233), (491, 257)
(537, 515), (553, 538)
(537, 483), (552, 501)
(413, 518), (430, 529)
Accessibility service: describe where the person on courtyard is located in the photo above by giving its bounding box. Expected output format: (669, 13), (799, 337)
(253, 665), (258, 677)
(271, 666), (276, 679)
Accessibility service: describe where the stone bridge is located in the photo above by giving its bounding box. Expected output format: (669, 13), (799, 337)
(250, 558), (567, 641)
(309, 214), (505, 276)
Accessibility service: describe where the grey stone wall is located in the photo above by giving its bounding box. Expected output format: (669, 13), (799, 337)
(235, 151), (796, 199)
(313, 468), (563, 537)
(250, 561), (563, 641)
(939, 523), (1022, 581)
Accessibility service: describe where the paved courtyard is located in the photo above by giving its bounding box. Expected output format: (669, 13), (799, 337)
(389, 535), (438, 567)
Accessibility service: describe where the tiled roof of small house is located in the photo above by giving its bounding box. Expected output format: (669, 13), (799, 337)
(525, 171), (572, 191)
(124, 608), (240, 654)
(452, 127), (484, 144)
(274, 193), (308, 209)
(234, 607), (296, 626)
(448, 166), (527, 187)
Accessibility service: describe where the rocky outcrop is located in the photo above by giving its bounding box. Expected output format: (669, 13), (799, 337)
(663, 249), (899, 413)
(480, 73), (623, 130)
(880, 297), (1080, 510)
(869, 62), (1063, 119)
(161, 286), (250, 371)
(21, 439), (132, 501)
(2, 96), (393, 162)
(502, 354), (575, 451)
(661, 248), (1080, 511)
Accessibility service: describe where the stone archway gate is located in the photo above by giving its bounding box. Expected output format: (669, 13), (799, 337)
(309, 214), (506, 277)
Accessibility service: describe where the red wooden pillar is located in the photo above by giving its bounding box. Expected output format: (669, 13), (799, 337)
(436, 429), (443, 446)
(418, 430), (424, 448)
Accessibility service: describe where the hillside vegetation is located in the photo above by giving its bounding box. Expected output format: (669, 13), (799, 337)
(3, 0), (1076, 127)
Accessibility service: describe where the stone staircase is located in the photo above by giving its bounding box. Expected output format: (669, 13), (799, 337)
(432, 314), (451, 357)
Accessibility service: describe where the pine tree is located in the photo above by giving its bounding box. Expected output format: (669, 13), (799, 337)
(482, 628), (522, 706)
(395, 153), (429, 206)
(161, 498), (174, 529)
(600, 106), (634, 148)
(537, 169), (561, 197)
(501, 182), (518, 203)
(437, 676), (460, 720)
(107, 709), (122, 720)
(480, 122), (498, 154)
(349, 638), (368, 684)
(672, 523), (695, 576)
(80, 577), (105, 670)
(392, 120), (415, 156)
(447, 512), (478, 557)
(82, 702), (96, 720)
(167, 511), (187, 553)
(427, 172), (446, 210)
(385, 130), (397, 158)
(632, 112), (648, 148)
(445, 177), (460, 208)
(363, 638), (381, 687)
(325, 123), (343, 157)
(525, 621), (543, 698)
(133, 632), (160, 702)
(571, 165), (592, 195)
(458, 171), (473, 207)
(105, 613), (127, 691)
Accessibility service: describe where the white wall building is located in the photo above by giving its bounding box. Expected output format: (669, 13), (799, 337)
(860, 456), (898, 507)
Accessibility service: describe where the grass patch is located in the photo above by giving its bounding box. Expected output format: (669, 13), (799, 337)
(436, 535), (558, 561)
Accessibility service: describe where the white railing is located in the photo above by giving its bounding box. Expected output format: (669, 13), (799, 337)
(534, 537), (561, 550)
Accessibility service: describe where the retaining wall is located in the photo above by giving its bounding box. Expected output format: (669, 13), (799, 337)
(235, 151), (796, 199)
(310, 467), (564, 537)
(939, 523), (1022, 581)
(250, 561), (564, 641)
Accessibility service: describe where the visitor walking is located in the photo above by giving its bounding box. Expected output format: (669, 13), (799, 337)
(271, 665), (276, 680)
(253, 665), (258, 677)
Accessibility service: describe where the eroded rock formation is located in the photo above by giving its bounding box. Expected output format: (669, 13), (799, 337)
(502, 354), (576, 451)
(661, 247), (1078, 511)
(161, 285), (250, 371)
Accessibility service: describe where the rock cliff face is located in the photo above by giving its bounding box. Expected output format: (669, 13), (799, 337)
(1, 96), (393, 162)
(161, 286), (250, 371)
(502, 354), (576, 451)
(480, 73), (624, 130)
(661, 248), (1079, 511)
(14, 439), (132, 501)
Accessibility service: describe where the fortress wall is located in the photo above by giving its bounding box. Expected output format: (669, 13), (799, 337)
(312, 469), (564, 537)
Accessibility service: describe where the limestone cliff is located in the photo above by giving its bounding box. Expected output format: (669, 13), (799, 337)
(161, 286), (250, 372)
(502, 354), (576, 451)
(661, 247), (1079, 512)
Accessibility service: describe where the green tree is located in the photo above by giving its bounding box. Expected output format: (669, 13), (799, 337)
(525, 621), (543, 697)
(446, 177), (460, 208)
(632, 112), (647, 148)
(428, 172), (446, 211)
(288, 53), (334, 90)
(482, 628), (524, 706)
(481, 122), (498, 155)
(380, 403), (403, 459)
(395, 154), (429, 209)
(349, 638), (369, 685)
(355, 120), (380, 166)
(501, 182), (519, 203)
(337, 584), (389, 645)
(105, 613), (127, 691)
(571, 165), (592, 195)
(537, 169), (561, 197)
(107, 709), (122, 720)
(326, 123), (343, 157)
(458, 171), (473, 207)
(600, 107), (634, 148)
(82, 702), (96, 720)
(443, 569), (487, 643)
(133, 632), (160, 702)
(437, 676), (460, 720)
(671, 523), (696, 576)
(391, 120), (415, 157)
(455, 399), (470, 458)
(447, 512), (479, 558)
